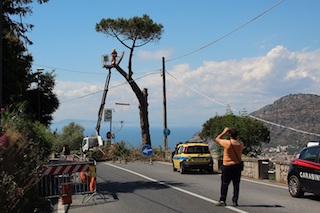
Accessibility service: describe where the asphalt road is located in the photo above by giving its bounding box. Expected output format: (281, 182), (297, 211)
(58, 161), (320, 213)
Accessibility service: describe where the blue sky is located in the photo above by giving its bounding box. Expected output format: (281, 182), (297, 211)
(25, 0), (320, 133)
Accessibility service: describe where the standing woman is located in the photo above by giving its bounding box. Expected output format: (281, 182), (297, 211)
(215, 127), (244, 207)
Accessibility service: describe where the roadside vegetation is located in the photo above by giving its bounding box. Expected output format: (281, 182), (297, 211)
(51, 121), (168, 162)
(0, 109), (54, 212)
(88, 142), (168, 163)
(199, 108), (270, 158)
(1, 1), (56, 212)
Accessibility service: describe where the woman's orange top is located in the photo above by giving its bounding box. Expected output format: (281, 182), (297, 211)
(219, 140), (244, 166)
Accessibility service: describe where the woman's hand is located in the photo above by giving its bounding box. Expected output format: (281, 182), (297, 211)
(222, 127), (230, 134)
(215, 127), (230, 143)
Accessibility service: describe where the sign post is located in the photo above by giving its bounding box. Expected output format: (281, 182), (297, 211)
(141, 144), (153, 165)
(104, 108), (113, 136)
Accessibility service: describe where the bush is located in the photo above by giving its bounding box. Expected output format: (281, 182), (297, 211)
(0, 112), (54, 212)
(89, 149), (105, 161)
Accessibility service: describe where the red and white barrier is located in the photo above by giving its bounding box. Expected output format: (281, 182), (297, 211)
(43, 163), (90, 175)
(37, 161), (95, 199)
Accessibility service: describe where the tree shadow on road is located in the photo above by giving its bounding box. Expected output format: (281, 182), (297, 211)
(95, 179), (190, 213)
(96, 179), (187, 196)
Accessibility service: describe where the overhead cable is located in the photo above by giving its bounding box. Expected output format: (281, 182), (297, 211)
(166, 71), (320, 137)
(166, 0), (286, 62)
(60, 71), (160, 103)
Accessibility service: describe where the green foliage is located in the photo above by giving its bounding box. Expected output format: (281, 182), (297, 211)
(2, 0), (58, 127)
(0, 110), (54, 212)
(96, 14), (163, 48)
(88, 141), (133, 161)
(225, 104), (233, 115)
(199, 114), (270, 157)
(54, 122), (85, 152)
(25, 71), (60, 126)
(113, 141), (131, 159)
(0, 1), (58, 211)
(89, 149), (105, 161)
(215, 144), (224, 159)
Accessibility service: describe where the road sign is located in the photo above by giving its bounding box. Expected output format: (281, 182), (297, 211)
(141, 145), (153, 157)
(163, 128), (171, 136)
(106, 131), (112, 139)
(104, 109), (112, 121)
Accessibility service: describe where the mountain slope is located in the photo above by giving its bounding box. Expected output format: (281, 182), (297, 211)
(250, 93), (320, 147)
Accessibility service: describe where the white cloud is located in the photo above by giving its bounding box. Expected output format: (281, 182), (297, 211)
(55, 81), (102, 98)
(137, 48), (173, 60)
(52, 46), (320, 128)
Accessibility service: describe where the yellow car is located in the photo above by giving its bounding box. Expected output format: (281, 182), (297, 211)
(172, 142), (213, 174)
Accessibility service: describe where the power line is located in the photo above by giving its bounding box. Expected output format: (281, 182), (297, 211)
(33, 63), (161, 76)
(166, 0), (286, 62)
(33, 63), (106, 75)
(249, 115), (320, 137)
(163, 0), (320, 137)
(34, 0), (289, 132)
(166, 71), (320, 137)
(166, 71), (226, 107)
(32, 1), (286, 81)
(60, 71), (160, 103)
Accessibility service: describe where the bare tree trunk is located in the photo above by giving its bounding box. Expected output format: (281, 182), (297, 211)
(139, 88), (151, 145)
(114, 65), (151, 145)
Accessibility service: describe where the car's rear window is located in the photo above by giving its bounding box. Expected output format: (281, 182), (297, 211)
(299, 146), (320, 162)
(187, 146), (210, 154)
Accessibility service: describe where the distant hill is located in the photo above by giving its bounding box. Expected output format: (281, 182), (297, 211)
(250, 94), (320, 148)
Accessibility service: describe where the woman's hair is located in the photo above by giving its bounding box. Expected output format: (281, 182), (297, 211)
(229, 129), (238, 139)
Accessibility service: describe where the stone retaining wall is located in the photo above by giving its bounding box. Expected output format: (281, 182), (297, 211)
(275, 161), (290, 184)
(213, 156), (290, 184)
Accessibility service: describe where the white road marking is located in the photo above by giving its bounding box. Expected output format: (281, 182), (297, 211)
(104, 162), (248, 213)
(158, 161), (288, 189)
(57, 199), (66, 213)
(241, 178), (287, 189)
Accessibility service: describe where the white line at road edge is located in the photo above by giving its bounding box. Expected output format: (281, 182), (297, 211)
(104, 162), (248, 213)
(158, 161), (288, 190)
(58, 199), (67, 213)
(242, 178), (287, 190)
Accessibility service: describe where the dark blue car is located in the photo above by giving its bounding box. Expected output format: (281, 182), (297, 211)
(287, 144), (320, 197)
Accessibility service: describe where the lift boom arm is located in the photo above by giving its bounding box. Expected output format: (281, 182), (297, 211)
(96, 69), (112, 146)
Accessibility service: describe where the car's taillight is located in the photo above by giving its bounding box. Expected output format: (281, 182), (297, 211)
(183, 146), (188, 154)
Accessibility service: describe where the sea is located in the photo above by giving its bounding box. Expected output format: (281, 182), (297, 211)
(51, 120), (202, 151)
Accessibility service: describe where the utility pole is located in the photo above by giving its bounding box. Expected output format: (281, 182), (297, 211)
(162, 57), (168, 157)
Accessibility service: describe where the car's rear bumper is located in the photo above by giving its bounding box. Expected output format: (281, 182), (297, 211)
(184, 161), (213, 170)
